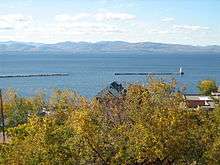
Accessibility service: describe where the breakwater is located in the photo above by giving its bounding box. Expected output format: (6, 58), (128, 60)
(115, 72), (184, 76)
(0, 73), (69, 78)
(115, 68), (184, 76)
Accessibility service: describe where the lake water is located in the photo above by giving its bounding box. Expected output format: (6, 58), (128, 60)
(0, 53), (220, 98)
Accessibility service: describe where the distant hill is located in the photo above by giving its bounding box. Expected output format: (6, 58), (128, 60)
(0, 41), (220, 54)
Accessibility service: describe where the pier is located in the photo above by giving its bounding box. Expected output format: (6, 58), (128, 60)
(0, 73), (69, 78)
(115, 68), (184, 76)
(115, 72), (182, 76)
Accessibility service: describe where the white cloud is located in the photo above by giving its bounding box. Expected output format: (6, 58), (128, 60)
(0, 27), (14, 30)
(173, 25), (210, 32)
(56, 21), (124, 35)
(55, 12), (136, 22)
(53, 12), (134, 39)
(156, 30), (171, 35)
(94, 12), (135, 21)
(0, 14), (32, 30)
(55, 13), (90, 22)
(161, 17), (175, 22)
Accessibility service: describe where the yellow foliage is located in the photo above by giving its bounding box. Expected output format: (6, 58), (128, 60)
(0, 80), (219, 164)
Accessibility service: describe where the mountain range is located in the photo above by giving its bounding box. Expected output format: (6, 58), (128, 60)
(0, 41), (220, 54)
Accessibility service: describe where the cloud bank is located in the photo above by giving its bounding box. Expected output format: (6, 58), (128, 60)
(0, 11), (215, 45)
(0, 14), (32, 30)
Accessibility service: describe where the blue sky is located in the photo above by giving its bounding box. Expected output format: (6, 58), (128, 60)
(0, 0), (219, 45)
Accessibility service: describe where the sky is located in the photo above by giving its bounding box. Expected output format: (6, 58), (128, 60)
(0, 0), (219, 45)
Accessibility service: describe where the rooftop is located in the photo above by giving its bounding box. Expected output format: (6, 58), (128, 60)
(96, 81), (125, 99)
(185, 95), (213, 101)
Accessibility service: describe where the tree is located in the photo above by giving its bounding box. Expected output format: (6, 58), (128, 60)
(197, 79), (218, 95)
(205, 106), (220, 164)
(0, 80), (219, 164)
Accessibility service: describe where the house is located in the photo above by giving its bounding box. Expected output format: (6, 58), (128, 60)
(96, 81), (126, 100)
(184, 94), (215, 110)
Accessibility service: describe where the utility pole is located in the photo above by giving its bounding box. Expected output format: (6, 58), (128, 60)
(0, 89), (5, 143)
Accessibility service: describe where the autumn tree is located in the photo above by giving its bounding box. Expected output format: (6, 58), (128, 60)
(0, 80), (219, 164)
(205, 106), (220, 164)
(198, 79), (218, 95)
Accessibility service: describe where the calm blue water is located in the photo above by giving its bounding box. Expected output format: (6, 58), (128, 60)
(0, 53), (220, 98)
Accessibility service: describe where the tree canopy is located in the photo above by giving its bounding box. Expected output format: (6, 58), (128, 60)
(0, 80), (220, 164)
(197, 79), (218, 95)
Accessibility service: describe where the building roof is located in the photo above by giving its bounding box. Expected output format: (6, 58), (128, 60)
(212, 92), (220, 96)
(185, 95), (213, 101)
(184, 94), (215, 109)
(96, 81), (125, 98)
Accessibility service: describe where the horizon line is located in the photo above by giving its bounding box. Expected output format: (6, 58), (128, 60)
(0, 40), (219, 47)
